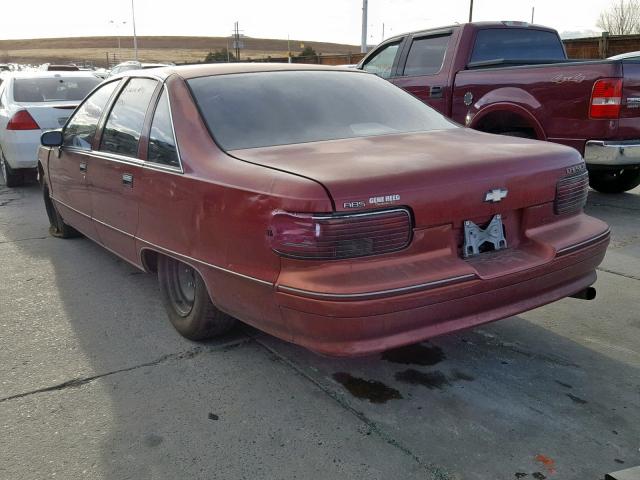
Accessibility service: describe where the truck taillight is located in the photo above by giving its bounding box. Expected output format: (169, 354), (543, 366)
(555, 169), (589, 215)
(7, 110), (40, 130)
(269, 209), (412, 260)
(589, 78), (622, 119)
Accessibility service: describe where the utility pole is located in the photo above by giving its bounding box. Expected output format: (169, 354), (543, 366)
(131, 0), (138, 61)
(469, 0), (474, 22)
(361, 0), (368, 53)
(531, 6), (535, 23)
(381, 22), (385, 41)
(288, 34), (291, 63)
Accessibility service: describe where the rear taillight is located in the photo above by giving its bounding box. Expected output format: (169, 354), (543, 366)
(555, 168), (589, 215)
(7, 110), (40, 130)
(269, 209), (412, 259)
(590, 78), (622, 119)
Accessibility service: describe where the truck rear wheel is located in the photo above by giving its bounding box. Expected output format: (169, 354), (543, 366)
(588, 167), (640, 193)
(158, 256), (236, 341)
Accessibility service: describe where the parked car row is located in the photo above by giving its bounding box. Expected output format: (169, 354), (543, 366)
(36, 60), (609, 356)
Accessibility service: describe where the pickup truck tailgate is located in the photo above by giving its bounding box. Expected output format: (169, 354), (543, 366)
(621, 61), (640, 119)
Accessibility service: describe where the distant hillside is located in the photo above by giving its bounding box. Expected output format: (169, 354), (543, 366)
(0, 36), (360, 66)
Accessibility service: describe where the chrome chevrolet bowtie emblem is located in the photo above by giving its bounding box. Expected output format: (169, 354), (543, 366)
(484, 188), (508, 203)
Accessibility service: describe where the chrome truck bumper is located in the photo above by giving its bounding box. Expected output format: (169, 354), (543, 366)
(584, 140), (640, 167)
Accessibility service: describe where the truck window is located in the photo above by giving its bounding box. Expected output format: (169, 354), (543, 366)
(362, 41), (401, 79)
(470, 28), (566, 64)
(403, 35), (450, 76)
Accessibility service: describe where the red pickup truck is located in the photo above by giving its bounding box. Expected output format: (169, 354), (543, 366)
(358, 21), (640, 193)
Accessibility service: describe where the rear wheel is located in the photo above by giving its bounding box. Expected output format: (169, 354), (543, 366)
(157, 256), (236, 340)
(588, 167), (640, 193)
(1, 156), (24, 187)
(43, 184), (79, 238)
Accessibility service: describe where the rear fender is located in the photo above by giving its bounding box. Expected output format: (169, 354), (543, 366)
(470, 102), (546, 140)
(469, 88), (546, 140)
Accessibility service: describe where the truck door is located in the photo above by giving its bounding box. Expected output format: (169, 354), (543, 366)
(391, 31), (453, 116)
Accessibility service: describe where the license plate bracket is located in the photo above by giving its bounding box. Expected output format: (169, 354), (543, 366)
(463, 214), (507, 258)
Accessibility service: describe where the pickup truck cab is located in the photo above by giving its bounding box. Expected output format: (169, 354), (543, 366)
(359, 21), (640, 193)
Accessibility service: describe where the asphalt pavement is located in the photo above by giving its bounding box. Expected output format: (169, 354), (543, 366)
(0, 181), (638, 480)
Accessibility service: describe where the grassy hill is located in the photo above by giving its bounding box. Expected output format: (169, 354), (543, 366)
(0, 36), (360, 66)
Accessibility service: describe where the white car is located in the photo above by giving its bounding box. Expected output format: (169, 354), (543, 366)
(608, 51), (640, 61)
(0, 71), (102, 186)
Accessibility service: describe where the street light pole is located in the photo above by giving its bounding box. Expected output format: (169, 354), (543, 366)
(131, 0), (138, 61)
(469, 0), (474, 22)
(361, 0), (368, 53)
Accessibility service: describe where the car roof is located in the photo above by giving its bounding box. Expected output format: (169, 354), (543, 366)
(117, 62), (359, 81)
(380, 21), (558, 44)
(609, 51), (640, 60)
(4, 71), (102, 80)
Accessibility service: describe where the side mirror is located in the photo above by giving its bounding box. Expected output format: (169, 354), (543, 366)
(41, 129), (63, 147)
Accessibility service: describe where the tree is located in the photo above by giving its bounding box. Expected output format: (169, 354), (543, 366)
(597, 0), (640, 35)
(298, 46), (317, 57)
(204, 48), (236, 63)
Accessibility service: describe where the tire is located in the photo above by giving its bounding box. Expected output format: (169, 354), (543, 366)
(157, 255), (236, 341)
(1, 155), (24, 187)
(43, 184), (80, 238)
(588, 168), (640, 193)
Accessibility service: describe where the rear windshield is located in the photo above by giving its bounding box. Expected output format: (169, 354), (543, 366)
(188, 70), (455, 150)
(13, 76), (101, 103)
(470, 28), (566, 64)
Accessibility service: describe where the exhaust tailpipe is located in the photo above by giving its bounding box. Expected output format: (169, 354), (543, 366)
(570, 287), (596, 301)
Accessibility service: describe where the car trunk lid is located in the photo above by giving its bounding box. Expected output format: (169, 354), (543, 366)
(230, 129), (582, 229)
(16, 102), (78, 130)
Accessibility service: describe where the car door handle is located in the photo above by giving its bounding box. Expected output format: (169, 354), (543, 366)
(430, 86), (444, 98)
(79, 162), (87, 172)
(122, 173), (133, 187)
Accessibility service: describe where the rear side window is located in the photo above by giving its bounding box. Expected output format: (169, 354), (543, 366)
(13, 76), (101, 102)
(403, 35), (450, 76)
(147, 90), (179, 168)
(100, 78), (157, 157)
(63, 80), (119, 150)
(362, 41), (401, 79)
(470, 28), (565, 64)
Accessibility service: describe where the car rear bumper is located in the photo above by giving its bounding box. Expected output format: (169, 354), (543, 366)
(584, 139), (640, 167)
(1, 130), (42, 169)
(274, 223), (609, 357)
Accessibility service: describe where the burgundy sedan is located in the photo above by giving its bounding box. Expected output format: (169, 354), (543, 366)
(38, 64), (610, 356)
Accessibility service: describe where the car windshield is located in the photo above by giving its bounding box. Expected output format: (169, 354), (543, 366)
(188, 70), (455, 150)
(13, 76), (101, 103)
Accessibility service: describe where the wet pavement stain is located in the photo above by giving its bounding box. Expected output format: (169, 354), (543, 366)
(532, 473), (546, 480)
(450, 369), (475, 382)
(615, 459), (625, 464)
(332, 372), (403, 404)
(514, 474), (528, 479)
(208, 413), (219, 421)
(566, 393), (588, 405)
(144, 434), (164, 448)
(381, 343), (445, 366)
(394, 369), (450, 389)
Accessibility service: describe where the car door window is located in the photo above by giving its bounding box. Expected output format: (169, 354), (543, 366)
(147, 89), (179, 168)
(402, 35), (450, 76)
(63, 80), (119, 150)
(100, 78), (157, 158)
(361, 41), (401, 79)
